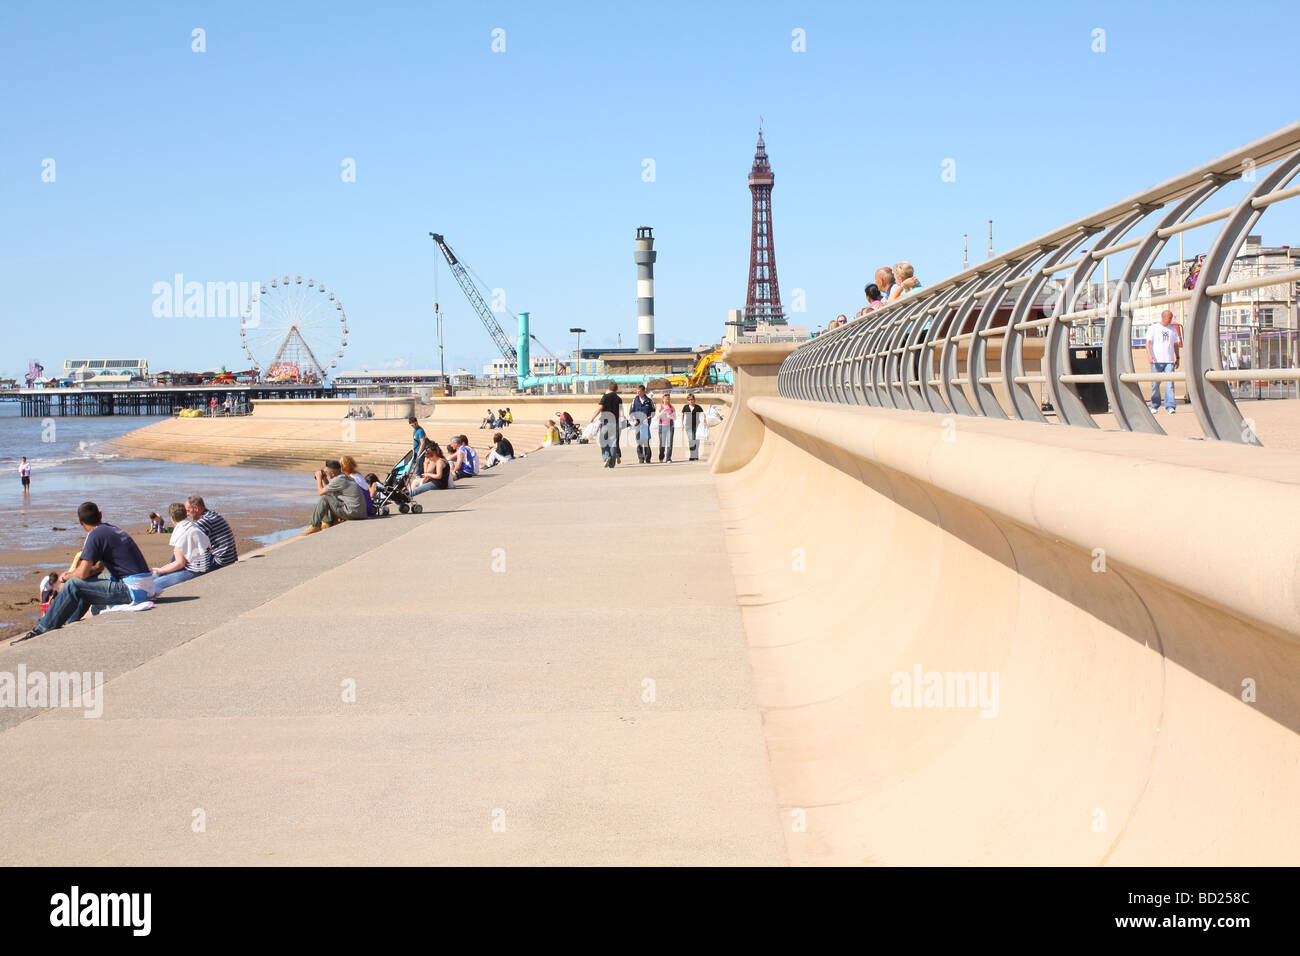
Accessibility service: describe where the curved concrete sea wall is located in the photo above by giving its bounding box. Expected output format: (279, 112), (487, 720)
(712, 344), (1300, 865)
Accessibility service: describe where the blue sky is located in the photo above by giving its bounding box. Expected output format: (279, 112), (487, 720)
(2, 0), (1298, 379)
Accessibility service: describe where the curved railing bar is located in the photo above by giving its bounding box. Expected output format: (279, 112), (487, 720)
(865, 305), (903, 408)
(999, 236), (1092, 422)
(907, 282), (971, 413)
(1103, 186), (1223, 434)
(848, 320), (876, 405)
(883, 296), (932, 409)
(967, 249), (1051, 419)
(940, 264), (1017, 416)
(773, 123), (1300, 441)
(1042, 216), (1136, 428)
(1186, 149), (1300, 444)
(863, 312), (900, 407)
(918, 275), (986, 414)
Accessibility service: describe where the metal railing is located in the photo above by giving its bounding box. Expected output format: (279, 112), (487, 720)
(778, 122), (1300, 444)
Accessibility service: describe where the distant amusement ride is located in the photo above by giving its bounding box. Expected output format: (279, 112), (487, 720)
(240, 276), (348, 384)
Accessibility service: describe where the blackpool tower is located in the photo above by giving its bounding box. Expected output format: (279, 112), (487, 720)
(743, 127), (786, 326)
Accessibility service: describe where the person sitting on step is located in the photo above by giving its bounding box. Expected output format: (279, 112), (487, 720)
(410, 441), (454, 495)
(301, 459), (366, 535)
(483, 432), (515, 468)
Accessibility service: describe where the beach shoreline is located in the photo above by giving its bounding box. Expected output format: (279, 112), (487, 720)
(1, 411), (331, 639)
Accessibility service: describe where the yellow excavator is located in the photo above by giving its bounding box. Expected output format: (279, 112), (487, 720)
(666, 346), (727, 389)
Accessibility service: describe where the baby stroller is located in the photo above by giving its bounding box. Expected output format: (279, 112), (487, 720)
(556, 411), (583, 444)
(371, 449), (424, 516)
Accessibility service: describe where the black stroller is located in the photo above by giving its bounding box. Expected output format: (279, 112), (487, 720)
(372, 449), (424, 515)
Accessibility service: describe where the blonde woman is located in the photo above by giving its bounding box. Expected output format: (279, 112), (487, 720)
(888, 261), (921, 302)
(655, 395), (677, 463)
(521, 420), (561, 454)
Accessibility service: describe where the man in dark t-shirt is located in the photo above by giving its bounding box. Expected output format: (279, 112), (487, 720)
(591, 382), (623, 469)
(14, 501), (155, 643)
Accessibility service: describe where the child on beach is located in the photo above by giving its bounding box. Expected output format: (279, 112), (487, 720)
(39, 572), (58, 610)
(148, 512), (164, 534)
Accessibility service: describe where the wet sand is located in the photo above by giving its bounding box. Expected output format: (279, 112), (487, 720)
(0, 509), (302, 642)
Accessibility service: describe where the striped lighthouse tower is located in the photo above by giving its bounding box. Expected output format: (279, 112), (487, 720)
(635, 226), (656, 352)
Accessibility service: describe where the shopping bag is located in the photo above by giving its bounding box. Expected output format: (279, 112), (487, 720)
(696, 423), (710, 441)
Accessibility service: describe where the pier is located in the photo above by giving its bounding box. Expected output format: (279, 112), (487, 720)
(1, 383), (334, 417)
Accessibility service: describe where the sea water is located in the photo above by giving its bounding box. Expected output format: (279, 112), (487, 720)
(0, 406), (306, 554)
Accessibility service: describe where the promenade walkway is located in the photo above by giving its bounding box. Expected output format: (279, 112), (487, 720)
(0, 447), (787, 865)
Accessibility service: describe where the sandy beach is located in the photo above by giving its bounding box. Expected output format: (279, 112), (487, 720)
(0, 410), (326, 641)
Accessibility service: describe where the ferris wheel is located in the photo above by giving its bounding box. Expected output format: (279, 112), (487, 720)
(240, 276), (348, 383)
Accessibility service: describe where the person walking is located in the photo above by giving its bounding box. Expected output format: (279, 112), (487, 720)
(655, 394), (677, 462)
(19, 456), (31, 492)
(1145, 309), (1181, 414)
(590, 382), (623, 469)
(629, 385), (654, 464)
(680, 394), (704, 461)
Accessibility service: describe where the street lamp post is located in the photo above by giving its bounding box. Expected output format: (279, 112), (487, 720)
(436, 305), (448, 395)
(569, 327), (586, 394)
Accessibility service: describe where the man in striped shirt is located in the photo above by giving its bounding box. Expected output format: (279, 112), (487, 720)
(185, 495), (238, 569)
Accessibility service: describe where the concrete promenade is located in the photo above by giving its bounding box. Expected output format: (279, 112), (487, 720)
(0, 445), (787, 865)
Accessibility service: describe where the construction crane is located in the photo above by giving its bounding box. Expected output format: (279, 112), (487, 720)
(429, 233), (517, 364)
(530, 333), (574, 373)
(666, 346), (726, 389)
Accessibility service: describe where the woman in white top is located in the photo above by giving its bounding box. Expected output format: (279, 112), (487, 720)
(152, 502), (212, 591)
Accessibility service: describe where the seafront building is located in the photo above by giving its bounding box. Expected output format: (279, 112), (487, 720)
(62, 358), (149, 386)
(1053, 234), (1300, 398)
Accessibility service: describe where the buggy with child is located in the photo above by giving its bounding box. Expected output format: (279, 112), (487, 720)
(370, 449), (425, 515)
(556, 410), (584, 444)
